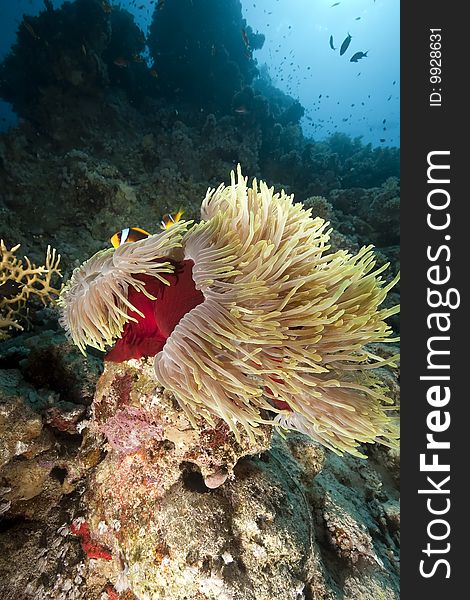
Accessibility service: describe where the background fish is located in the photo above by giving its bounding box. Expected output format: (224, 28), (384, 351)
(350, 51), (368, 63)
(113, 57), (129, 68)
(339, 33), (352, 56)
(160, 208), (184, 230)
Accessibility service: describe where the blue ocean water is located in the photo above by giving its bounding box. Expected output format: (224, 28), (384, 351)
(0, 0), (399, 147)
(242, 0), (399, 146)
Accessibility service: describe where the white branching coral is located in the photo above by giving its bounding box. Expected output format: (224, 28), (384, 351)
(0, 240), (62, 339)
(59, 166), (399, 456)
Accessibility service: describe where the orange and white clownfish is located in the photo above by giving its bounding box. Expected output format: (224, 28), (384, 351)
(160, 208), (184, 230)
(110, 227), (150, 248)
(110, 209), (184, 248)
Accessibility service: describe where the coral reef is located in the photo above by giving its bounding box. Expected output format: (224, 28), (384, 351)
(0, 0), (399, 275)
(0, 1), (400, 597)
(330, 177), (400, 248)
(0, 240), (61, 339)
(0, 95), (399, 278)
(262, 134), (400, 199)
(0, 333), (399, 599)
(0, 0), (399, 216)
(78, 353), (399, 600)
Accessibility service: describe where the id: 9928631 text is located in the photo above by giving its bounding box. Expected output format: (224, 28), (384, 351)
(429, 28), (442, 107)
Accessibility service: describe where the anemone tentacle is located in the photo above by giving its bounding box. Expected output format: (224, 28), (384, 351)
(153, 166), (399, 454)
(59, 166), (399, 455)
(58, 221), (189, 353)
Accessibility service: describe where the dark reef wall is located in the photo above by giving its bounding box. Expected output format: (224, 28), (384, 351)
(147, 0), (264, 112)
(0, 0), (155, 125)
(0, 0), (111, 120)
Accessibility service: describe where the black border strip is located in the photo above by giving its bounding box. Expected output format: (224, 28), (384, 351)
(401, 2), (466, 597)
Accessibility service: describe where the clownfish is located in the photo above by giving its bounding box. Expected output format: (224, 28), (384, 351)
(110, 227), (150, 248)
(160, 208), (184, 230)
(110, 210), (184, 248)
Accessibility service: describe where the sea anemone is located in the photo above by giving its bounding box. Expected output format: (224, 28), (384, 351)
(59, 166), (399, 456)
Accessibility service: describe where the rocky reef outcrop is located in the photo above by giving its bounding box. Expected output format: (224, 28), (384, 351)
(0, 337), (399, 599)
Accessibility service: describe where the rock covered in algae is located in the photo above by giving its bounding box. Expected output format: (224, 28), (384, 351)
(88, 359), (273, 488)
(0, 329), (106, 599)
(82, 358), (318, 599)
(0, 326), (399, 600)
(0, 330), (101, 509)
(0, 342), (399, 598)
(75, 356), (399, 600)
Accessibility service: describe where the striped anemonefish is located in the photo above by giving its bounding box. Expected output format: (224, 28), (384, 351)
(110, 209), (185, 248)
(110, 227), (150, 248)
(160, 208), (184, 230)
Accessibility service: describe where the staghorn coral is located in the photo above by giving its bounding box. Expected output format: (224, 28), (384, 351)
(59, 166), (399, 456)
(0, 240), (62, 339)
